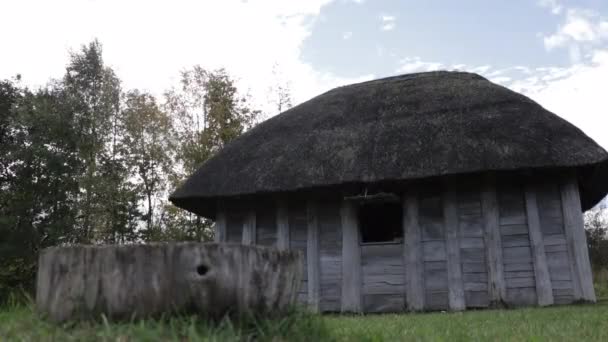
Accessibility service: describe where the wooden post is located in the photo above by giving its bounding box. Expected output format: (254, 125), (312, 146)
(403, 192), (424, 311)
(214, 203), (227, 243)
(242, 210), (257, 245)
(444, 188), (465, 311)
(306, 200), (321, 312)
(340, 200), (362, 313)
(561, 176), (596, 302)
(276, 200), (290, 250)
(481, 175), (506, 306)
(524, 184), (554, 306)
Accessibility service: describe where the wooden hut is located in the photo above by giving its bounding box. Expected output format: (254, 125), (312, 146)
(169, 71), (608, 313)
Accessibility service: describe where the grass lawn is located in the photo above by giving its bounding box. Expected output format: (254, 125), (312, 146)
(1, 300), (607, 341)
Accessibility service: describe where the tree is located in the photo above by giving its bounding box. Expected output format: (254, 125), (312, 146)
(585, 208), (608, 270)
(161, 66), (260, 241)
(61, 40), (130, 244)
(0, 80), (81, 302)
(122, 90), (174, 236)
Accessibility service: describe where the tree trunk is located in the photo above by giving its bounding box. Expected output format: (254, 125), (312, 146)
(36, 243), (302, 322)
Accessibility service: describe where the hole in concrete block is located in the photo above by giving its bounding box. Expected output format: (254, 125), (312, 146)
(196, 264), (209, 276)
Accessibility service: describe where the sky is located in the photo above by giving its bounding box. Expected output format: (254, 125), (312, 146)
(1, 0), (607, 150)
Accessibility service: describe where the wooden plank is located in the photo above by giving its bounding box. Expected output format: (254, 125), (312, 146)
(501, 235), (531, 248)
(340, 200), (362, 313)
(504, 263), (534, 272)
(241, 210), (256, 245)
(500, 224), (529, 236)
(462, 262), (486, 273)
(504, 271), (534, 279)
(423, 241), (446, 261)
(465, 291), (489, 307)
(502, 246), (533, 264)
(214, 205), (227, 243)
(506, 287), (537, 306)
(460, 248), (486, 263)
(463, 273), (488, 283)
(306, 200), (321, 312)
(424, 268), (448, 291)
(256, 206), (276, 246)
(524, 185), (554, 306)
(544, 234), (567, 246)
(403, 192), (424, 311)
(424, 291), (449, 310)
(276, 200), (290, 250)
(319, 201), (342, 312)
(226, 211), (243, 243)
(560, 176), (596, 302)
(506, 277), (536, 288)
(420, 195), (444, 241)
(460, 237), (485, 249)
(481, 176), (506, 305)
(363, 294), (405, 313)
(444, 187), (465, 310)
(464, 282), (488, 291)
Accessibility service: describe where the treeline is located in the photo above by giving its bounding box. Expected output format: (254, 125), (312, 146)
(0, 41), (290, 301)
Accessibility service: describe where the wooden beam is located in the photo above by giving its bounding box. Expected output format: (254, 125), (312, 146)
(340, 200), (362, 313)
(444, 188), (465, 311)
(214, 203), (227, 243)
(276, 200), (290, 250)
(242, 210), (256, 245)
(481, 175), (506, 306)
(403, 191), (424, 311)
(306, 200), (321, 312)
(524, 184), (554, 306)
(561, 176), (596, 302)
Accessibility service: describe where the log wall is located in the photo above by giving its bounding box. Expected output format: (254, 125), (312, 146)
(218, 173), (595, 312)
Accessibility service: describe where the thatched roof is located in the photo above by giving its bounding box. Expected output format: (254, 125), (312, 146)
(170, 71), (608, 217)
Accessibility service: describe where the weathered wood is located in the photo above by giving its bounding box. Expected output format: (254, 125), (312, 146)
(226, 212), (243, 243)
(306, 200), (321, 312)
(481, 176), (506, 305)
(524, 185), (554, 306)
(363, 294), (405, 313)
(319, 202), (342, 312)
(288, 202), (308, 304)
(36, 243), (303, 322)
(256, 206), (277, 246)
(403, 192), (424, 311)
(444, 189), (465, 311)
(425, 291), (449, 310)
(506, 287), (537, 306)
(340, 200), (362, 312)
(560, 176), (596, 302)
(361, 243), (404, 312)
(423, 241), (447, 261)
(276, 200), (290, 250)
(214, 205), (227, 243)
(241, 210), (257, 245)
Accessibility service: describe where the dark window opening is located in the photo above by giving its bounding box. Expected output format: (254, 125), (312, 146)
(359, 201), (403, 244)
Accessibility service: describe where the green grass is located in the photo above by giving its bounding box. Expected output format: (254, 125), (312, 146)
(1, 301), (607, 341)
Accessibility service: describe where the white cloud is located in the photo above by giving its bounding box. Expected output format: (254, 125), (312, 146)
(343, 31), (353, 40)
(543, 8), (608, 63)
(538, 0), (563, 15)
(0, 0), (371, 115)
(380, 15), (396, 31)
(505, 50), (608, 149)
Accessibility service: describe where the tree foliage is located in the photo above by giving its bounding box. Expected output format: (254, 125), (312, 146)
(585, 208), (608, 270)
(0, 42), (263, 303)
